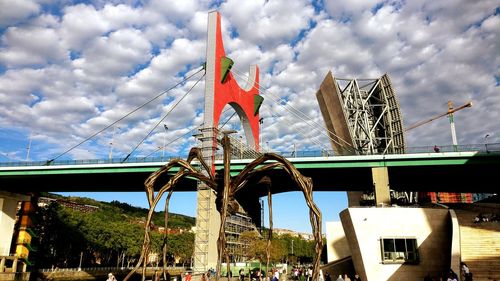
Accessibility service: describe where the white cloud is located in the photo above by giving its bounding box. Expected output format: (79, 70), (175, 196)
(0, 26), (67, 66)
(221, 0), (315, 48)
(60, 4), (112, 50)
(72, 28), (152, 77)
(0, 0), (40, 27)
(0, 0), (498, 163)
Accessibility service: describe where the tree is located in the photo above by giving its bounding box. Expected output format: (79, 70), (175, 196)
(238, 231), (288, 264)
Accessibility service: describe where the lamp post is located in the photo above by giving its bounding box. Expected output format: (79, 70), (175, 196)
(109, 126), (118, 161)
(448, 101), (459, 152)
(26, 132), (33, 161)
(78, 251), (83, 271)
(485, 134), (490, 153)
(239, 135), (243, 159)
(162, 124), (168, 159)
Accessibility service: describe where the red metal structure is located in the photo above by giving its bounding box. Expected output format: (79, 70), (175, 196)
(202, 11), (263, 174)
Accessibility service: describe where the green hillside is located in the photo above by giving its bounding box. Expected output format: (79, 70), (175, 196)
(31, 193), (195, 269)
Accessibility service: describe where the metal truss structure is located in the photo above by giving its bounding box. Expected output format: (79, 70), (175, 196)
(317, 71), (406, 155)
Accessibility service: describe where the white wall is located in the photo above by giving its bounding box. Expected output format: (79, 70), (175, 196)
(340, 207), (451, 281)
(325, 221), (351, 262)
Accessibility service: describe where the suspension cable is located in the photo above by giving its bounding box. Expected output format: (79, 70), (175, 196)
(46, 66), (205, 164)
(219, 111), (238, 129)
(123, 73), (206, 162)
(142, 106), (239, 159)
(260, 82), (353, 148)
(141, 124), (201, 159)
(261, 106), (328, 150)
(231, 68), (353, 149)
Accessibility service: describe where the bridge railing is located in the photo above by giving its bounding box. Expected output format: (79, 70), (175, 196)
(0, 143), (498, 167)
(38, 266), (186, 273)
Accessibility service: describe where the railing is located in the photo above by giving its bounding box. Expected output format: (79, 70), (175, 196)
(37, 266), (186, 273)
(0, 143), (498, 167)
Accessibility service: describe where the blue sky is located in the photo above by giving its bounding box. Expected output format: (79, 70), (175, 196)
(1, 0), (499, 233)
(58, 191), (348, 233)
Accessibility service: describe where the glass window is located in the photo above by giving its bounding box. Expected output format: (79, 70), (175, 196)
(380, 238), (419, 264)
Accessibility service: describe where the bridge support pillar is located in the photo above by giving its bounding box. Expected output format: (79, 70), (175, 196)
(347, 192), (364, 207)
(371, 167), (391, 206)
(0, 192), (30, 256)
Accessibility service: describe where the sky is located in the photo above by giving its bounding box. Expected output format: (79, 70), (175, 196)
(0, 0), (499, 233)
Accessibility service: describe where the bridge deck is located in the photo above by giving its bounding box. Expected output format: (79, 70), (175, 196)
(1, 151), (499, 195)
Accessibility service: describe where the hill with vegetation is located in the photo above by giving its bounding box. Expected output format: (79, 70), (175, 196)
(31, 193), (319, 269)
(32, 193), (195, 269)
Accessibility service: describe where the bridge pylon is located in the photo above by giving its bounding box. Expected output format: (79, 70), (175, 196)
(193, 11), (263, 273)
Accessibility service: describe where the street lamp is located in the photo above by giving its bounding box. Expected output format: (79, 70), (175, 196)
(485, 134), (490, 153)
(109, 126), (119, 161)
(239, 135), (243, 159)
(26, 132), (33, 161)
(78, 251), (83, 271)
(162, 124), (168, 159)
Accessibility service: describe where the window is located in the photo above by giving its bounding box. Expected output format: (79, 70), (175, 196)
(380, 238), (419, 264)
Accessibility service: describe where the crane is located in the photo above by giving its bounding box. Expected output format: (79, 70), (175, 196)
(405, 101), (472, 151)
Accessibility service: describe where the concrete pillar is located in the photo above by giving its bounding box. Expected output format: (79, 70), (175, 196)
(347, 191), (364, 207)
(12, 257), (18, 272)
(0, 192), (30, 257)
(371, 167), (391, 206)
(0, 256), (5, 272)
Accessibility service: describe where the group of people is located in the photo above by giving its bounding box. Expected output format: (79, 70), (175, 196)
(474, 212), (498, 223)
(201, 268), (215, 281)
(288, 267), (360, 281)
(424, 263), (473, 281)
(327, 273), (361, 281)
(105, 262), (472, 281)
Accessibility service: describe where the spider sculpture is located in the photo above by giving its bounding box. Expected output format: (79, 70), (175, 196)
(123, 134), (323, 281)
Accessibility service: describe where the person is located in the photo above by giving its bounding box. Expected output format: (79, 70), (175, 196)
(353, 274), (361, 281)
(343, 274), (351, 281)
(461, 262), (473, 281)
(201, 273), (207, 281)
(298, 271), (306, 281)
(324, 273), (332, 281)
(240, 268), (245, 281)
(273, 269), (279, 281)
(434, 145), (440, 153)
(185, 272), (192, 281)
(474, 213), (483, 223)
(107, 273), (117, 281)
(447, 269), (458, 281)
(336, 275), (344, 281)
(256, 269), (262, 281)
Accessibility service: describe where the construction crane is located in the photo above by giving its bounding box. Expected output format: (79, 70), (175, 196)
(405, 101), (472, 151)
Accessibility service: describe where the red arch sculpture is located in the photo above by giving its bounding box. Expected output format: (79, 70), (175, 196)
(203, 11), (263, 173)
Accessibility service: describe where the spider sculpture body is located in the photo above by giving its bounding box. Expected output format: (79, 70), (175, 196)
(124, 135), (322, 281)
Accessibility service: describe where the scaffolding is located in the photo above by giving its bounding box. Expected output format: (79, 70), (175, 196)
(225, 212), (258, 262)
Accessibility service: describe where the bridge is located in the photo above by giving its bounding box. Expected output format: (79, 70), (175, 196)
(1, 148), (499, 195)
